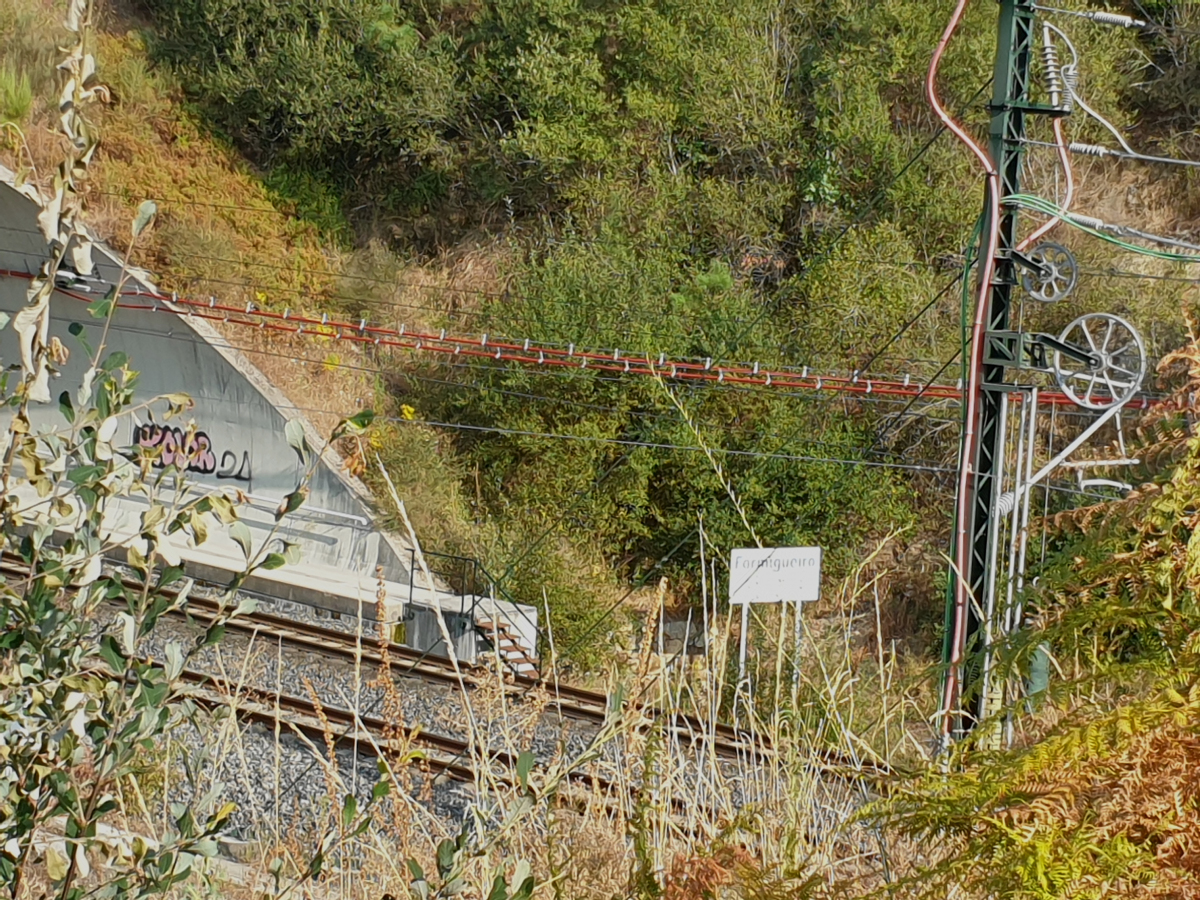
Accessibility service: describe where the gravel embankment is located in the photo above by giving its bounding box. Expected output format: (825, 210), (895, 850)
(121, 580), (761, 841)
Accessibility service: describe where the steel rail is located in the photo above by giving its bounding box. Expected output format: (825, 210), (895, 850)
(178, 669), (891, 828)
(177, 669), (707, 820)
(0, 554), (884, 769)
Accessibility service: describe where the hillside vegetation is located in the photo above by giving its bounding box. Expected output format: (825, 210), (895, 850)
(2, 0), (1198, 662)
(3, 0), (1200, 896)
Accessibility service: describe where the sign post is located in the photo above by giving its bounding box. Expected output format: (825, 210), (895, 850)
(728, 547), (823, 716)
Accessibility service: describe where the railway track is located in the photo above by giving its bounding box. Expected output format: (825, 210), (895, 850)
(177, 668), (708, 819)
(178, 594), (765, 756)
(1, 553), (889, 778)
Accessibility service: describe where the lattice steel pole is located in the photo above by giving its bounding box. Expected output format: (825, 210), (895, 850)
(946, 0), (1056, 739)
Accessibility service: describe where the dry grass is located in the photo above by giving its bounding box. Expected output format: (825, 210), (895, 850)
(332, 238), (510, 334)
(1, 0), (509, 449)
(224, 325), (375, 441)
(47, 549), (922, 900)
(1, 0), (512, 581)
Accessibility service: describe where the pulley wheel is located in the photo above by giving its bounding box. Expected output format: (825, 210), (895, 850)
(1053, 313), (1145, 409)
(1021, 242), (1078, 303)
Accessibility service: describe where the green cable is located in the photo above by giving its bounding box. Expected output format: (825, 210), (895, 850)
(1010, 194), (1200, 264)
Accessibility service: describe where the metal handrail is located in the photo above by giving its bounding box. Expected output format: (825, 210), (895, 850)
(405, 548), (547, 674)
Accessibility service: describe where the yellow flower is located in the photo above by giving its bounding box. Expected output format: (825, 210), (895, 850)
(400, 404), (417, 421)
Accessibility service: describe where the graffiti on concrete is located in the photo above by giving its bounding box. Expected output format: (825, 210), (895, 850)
(132, 423), (251, 482)
(133, 423), (217, 474)
(217, 449), (252, 481)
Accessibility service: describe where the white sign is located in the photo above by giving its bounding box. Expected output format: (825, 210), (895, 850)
(728, 547), (822, 605)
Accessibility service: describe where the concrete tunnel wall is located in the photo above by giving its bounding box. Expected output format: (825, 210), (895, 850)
(0, 171), (412, 584)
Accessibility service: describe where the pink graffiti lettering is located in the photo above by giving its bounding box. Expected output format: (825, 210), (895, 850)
(132, 424), (226, 477)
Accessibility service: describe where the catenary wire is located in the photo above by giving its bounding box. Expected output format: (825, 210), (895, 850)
(23, 270), (978, 398)
(1009, 194), (1200, 262)
(1023, 137), (1200, 169)
(51, 305), (962, 472)
(164, 331), (938, 458)
(7, 264), (1152, 417)
(0, 263), (1158, 416)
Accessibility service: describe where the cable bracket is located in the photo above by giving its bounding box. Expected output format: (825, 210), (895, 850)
(987, 101), (1069, 118)
(983, 330), (1100, 373)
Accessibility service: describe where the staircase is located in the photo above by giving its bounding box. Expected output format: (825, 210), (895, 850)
(475, 617), (539, 677)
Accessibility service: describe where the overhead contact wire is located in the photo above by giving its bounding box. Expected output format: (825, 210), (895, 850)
(1, 267), (1139, 409)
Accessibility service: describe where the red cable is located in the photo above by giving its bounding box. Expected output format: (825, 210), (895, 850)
(925, 0), (1003, 736)
(1, 267), (1148, 410)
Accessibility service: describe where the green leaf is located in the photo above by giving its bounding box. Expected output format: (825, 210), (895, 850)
(45, 845), (70, 881)
(189, 509), (208, 545)
(229, 521), (253, 560)
(259, 553), (287, 570)
(341, 794), (357, 830)
(99, 351), (127, 372)
(608, 684), (626, 713)
(508, 794), (535, 820)
(436, 838), (457, 879)
(516, 750), (534, 791)
(282, 541), (303, 566)
(206, 494), (237, 525)
(165, 641), (183, 680)
(409, 861), (430, 900)
(487, 875), (508, 900)
(67, 320), (93, 356)
(119, 612), (137, 656)
(372, 779), (391, 801)
(210, 802), (237, 828)
(99, 634), (125, 672)
(511, 861), (532, 899)
(159, 566), (185, 588)
(284, 419), (310, 465)
(332, 408), (375, 439)
(67, 465), (105, 485)
(88, 286), (116, 320)
(0, 311), (9, 330)
(142, 678), (169, 708)
(511, 876), (535, 900)
(203, 623), (226, 646)
(132, 200), (158, 237)
(275, 488), (308, 521)
(127, 541), (148, 573)
(58, 391), (74, 424)
(162, 393), (194, 418)
(140, 504), (167, 533)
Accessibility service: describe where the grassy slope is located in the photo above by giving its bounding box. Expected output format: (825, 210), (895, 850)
(4, 0), (1197, 669)
(2, 0), (632, 663)
(0, 0), (486, 581)
(3, 2), (1200, 894)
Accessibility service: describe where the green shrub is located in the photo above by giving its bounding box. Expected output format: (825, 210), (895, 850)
(128, 0), (1186, 667)
(0, 64), (30, 122)
(143, 0), (464, 176)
